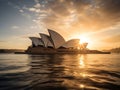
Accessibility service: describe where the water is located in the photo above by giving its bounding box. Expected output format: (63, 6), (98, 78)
(0, 54), (120, 90)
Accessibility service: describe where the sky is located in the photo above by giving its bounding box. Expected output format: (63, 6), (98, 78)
(0, 0), (120, 50)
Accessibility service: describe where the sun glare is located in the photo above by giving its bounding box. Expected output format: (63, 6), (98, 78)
(78, 36), (90, 44)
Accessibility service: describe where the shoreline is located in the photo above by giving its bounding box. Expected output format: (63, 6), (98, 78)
(15, 47), (111, 54)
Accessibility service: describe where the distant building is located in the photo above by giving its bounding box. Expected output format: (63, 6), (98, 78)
(29, 29), (88, 50)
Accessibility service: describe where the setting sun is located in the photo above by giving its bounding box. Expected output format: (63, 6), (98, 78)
(78, 35), (91, 44)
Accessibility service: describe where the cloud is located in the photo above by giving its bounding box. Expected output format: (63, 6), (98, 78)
(29, 7), (36, 12)
(102, 34), (120, 43)
(11, 25), (19, 29)
(34, 3), (41, 8)
(12, 0), (120, 36)
(24, 0), (120, 34)
(26, 1), (44, 14)
(30, 26), (37, 29)
(19, 9), (24, 13)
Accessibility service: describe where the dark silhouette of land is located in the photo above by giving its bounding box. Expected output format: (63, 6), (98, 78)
(110, 47), (120, 53)
(1, 47), (120, 54)
(0, 49), (25, 53)
(103, 47), (120, 53)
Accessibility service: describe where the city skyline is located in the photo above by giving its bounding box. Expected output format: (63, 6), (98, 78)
(0, 0), (120, 50)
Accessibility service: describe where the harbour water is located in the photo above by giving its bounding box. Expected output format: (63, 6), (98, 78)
(0, 54), (120, 90)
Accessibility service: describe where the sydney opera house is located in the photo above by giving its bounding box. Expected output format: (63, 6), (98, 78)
(24, 29), (111, 54)
(26, 29), (89, 54)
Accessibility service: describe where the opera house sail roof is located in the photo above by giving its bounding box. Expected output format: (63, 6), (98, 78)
(29, 37), (44, 46)
(62, 39), (80, 49)
(48, 29), (66, 48)
(29, 29), (88, 50)
(39, 33), (54, 47)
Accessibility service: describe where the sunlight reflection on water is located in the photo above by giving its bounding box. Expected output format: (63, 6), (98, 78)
(0, 54), (120, 90)
(79, 55), (85, 68)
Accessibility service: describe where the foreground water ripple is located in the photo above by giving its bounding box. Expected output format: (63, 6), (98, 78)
(0, 54), (120, 90)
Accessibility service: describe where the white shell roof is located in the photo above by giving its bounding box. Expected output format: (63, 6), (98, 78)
(29, 37), (44, 46)
(29, 29), (87, 49)
(62, 39), (80, 48)
(48, 29), (66, 48)
(39, 33), (54, 47)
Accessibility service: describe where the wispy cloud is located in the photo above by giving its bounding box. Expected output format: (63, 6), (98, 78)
(11, 25), (19, 29)
(8, 0), (120, 32)
(19, 9), (24, 13)
(16, 0), (119, 34)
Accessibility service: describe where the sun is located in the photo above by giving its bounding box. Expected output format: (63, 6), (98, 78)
(70, 34), (91, 44)
(78, 35), (90, 44)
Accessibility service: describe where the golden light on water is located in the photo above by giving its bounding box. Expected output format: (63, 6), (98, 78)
(80, 73), (86, 78)
(79, 55), (85, 68)
(60, 54), (119, 89)
(80, 84), (85, 88)
(80, 60), (85, 68)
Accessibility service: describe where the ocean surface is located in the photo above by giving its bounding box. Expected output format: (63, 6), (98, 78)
(0, 53), (120, 90)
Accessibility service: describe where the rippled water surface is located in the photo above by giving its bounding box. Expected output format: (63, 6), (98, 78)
(0, 54), (120, 90)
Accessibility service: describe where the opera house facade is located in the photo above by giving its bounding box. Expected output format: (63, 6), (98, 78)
(26, 29), (88, 54)
(24, 29), (111, 54)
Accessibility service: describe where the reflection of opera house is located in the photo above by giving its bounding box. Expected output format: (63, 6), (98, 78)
(25, 29), (110, 54)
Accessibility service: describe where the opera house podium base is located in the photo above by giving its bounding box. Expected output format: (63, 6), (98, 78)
(23, 46), (111, 54)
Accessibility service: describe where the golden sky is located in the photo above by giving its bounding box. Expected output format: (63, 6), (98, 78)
(0, 0), (120, 50)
